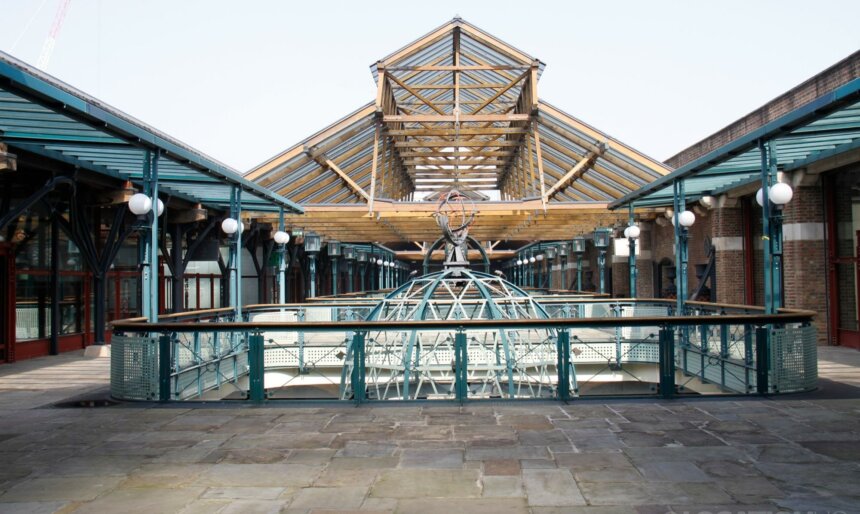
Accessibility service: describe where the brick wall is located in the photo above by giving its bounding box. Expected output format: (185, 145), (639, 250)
(782, 183), (828, 343)
(646, 211), (713, 300)
(711, 203), (746, 304)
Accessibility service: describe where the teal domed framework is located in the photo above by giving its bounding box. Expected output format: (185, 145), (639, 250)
(341, 269), (571, 400)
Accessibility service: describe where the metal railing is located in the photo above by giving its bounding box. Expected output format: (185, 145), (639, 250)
(110, 299), (817, 403)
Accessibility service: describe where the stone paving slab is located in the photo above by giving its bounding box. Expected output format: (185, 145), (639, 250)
(0, 346), (859, 512)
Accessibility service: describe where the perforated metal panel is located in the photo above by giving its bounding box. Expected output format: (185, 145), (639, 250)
(771, 325), (818, 393)
(255, 311), (299, 345)
(110, 335), (158, 401)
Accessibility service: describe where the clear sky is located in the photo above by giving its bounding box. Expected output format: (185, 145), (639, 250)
(1, 0), (858, 173)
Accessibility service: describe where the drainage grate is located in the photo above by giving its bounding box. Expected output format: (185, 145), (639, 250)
(54, 398), (120, 408)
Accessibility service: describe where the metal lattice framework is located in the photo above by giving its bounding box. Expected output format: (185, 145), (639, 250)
(341, 269), (565, 400)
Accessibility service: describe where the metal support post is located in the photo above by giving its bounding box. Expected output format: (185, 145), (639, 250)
(560, 255), (566, 290)
(598, 250), (606, 294)
(347, 260), (354, 293)
(673, 180), (688, 315)
(141, 151), (160, 323)
(529, 253), (535, 288)
(351, 331), (366, 403)
(536, 255), (543, 289)
(308, 255), (317, 298)
(628, 204), (637, 298)
(576, 255), (583, 291)
(277, 208), (286, 303)
(331, 257), (338, 296)
(759, 140), (775, 313)
(49, 216), (59, 355)
(556, 329), (570, 401)
(658, 326), (675, 399)
(158, 333), (171, 402)
(755, 326), (770, 394)
(228, 187), (242, 318)
(248, 333), (265, 402)
(454, 330), (468, 402)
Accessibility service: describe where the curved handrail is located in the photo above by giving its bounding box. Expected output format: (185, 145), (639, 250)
(113, 308), (815, 334)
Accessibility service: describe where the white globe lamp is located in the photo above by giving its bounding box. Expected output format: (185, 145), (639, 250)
(273, 231), (290, 245)
(678, 210), (696, 228)
(128, 193), (152, 216)
(221, 218), (239, 235)
(769, 182), (793, 205)
(624, 225), (640, 239)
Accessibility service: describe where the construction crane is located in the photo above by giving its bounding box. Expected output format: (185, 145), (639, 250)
(36, 0), (72, 70)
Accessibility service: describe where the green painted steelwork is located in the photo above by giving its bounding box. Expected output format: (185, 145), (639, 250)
(0, 51), (302, 215)
(111, 298), (816, 403)
(611, 78), (860, 209)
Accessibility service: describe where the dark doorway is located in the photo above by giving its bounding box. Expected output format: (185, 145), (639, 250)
(826, 168), (860, 348)
(0, 243), (13, 362)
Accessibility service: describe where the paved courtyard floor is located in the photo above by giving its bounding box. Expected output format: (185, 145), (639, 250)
(0, 347), (859, 514)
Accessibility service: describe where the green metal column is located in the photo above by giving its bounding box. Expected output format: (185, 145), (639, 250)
(528, 253), (534, 288)
(141, 151), (160, 323)
(248, 333), (265, 402)
(228, 186), (243, 318)
(331, 257), (338, 296)
(536, 254), (543, 289)
(351, 331), (366, 404)
(308, 255), (317, 298)
(658, 326), (675, 399)
(158, 333), (171, 402)
(560, 254), (566, 290)
(673, 180), (688, 315)
(149, 153), (161, 322)
(628, 204), (637, 298)
(277, 208), (286, 303)
(454, 330), (468, 402)
(576, 255), (583, 291)
(556, 329), (571, 401)
(759, 140), (774, 314)
(760, 139), (783, 314)
(755, 326), (770, 394)
(597, 249), (606, 294)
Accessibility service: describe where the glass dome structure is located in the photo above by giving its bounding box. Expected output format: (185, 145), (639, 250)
(341, 269), (567, 400)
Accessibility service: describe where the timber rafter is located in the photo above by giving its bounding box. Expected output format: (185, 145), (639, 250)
(246, 18), (672, 243)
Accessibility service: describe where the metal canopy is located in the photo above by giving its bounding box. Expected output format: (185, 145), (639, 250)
(610, 77), (860, 209)
(0, 51), (302, 214)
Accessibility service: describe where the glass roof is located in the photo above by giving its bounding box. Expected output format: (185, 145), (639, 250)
(611, 78), (860, 209)
(0, 51), (302, 214)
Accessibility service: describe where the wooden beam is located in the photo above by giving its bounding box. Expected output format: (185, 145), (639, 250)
(387, 127), (526, 136)
(395, 140), (520, 148)
(384, 114), (529, 123)
(472, 69), (530, 114)
(533, 122), (548, 211)
(386, 65), (530, 71)
(387, 73), (447, 115)
(529, 65), (540, 112)
(323, 158), (370, 202)
(368, 122), (381, 212)
(402, 83), (511, 90)
(544, 149), (601, 201)
(398, 150), (514, 158)
(375, 71), (386, 111)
